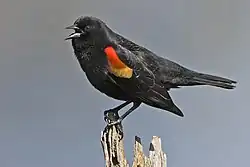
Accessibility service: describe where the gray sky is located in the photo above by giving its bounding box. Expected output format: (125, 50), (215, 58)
(0, 0), (249, 166)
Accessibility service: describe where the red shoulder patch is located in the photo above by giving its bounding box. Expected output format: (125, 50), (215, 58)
(104, 46), (133, 79)
(104, 46), (127, 69)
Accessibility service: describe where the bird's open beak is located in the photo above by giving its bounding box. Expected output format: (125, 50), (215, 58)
(65, 25), (84, 40)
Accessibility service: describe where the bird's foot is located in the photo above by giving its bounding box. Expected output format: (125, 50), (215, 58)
(103, 109), (124, 140)
(104, 109), (120, 124)
(106, 118), (122, 126)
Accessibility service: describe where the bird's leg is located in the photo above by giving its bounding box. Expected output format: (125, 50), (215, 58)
(104, 102), (141, 140)
(104, 101), (132, 140)
(107, 102), (141, 126)
(104, 101), (132, 123)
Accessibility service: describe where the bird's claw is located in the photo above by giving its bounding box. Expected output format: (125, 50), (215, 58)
(106, 118), (122, 126)
(104, 115), (109, 123)
(103, 109), (124, 140)
(104, 109), (120, 123)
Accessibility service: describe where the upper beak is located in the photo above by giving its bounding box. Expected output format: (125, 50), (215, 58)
(65, 24), (83, 40)
(65, 25), (80, 31)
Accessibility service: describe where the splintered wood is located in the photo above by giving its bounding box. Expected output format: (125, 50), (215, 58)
(101, 125), (167, 167)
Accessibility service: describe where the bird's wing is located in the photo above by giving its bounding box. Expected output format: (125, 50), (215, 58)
(103, 43), (156, 89)
(103, 44), (184, 117)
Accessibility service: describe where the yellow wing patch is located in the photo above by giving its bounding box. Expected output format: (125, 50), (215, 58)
(108, 63), (133, 78)
(104, 46), (133, 79)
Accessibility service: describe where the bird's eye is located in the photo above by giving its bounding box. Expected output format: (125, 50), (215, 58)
(84, 25), (91, 32)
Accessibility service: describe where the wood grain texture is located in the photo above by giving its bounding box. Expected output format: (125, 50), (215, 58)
(101, 124), (167, 167)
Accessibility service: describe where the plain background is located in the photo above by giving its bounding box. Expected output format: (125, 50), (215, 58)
(0, 0), (249, 167)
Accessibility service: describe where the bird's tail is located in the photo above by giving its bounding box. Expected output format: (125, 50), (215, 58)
(191, 72), (237, 89)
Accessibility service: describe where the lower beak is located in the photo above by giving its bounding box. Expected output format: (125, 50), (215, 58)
(65, 32), (81, 40)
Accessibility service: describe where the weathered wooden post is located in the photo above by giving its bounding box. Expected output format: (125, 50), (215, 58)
(100, 119), (167, 167)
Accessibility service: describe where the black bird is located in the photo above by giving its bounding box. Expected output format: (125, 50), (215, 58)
(65, 16), (237, 125)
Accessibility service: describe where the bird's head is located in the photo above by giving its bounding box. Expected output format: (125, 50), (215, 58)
(65, 16), (110, 41)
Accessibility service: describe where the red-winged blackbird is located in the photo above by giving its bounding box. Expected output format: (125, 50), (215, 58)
(65, 16), (237, 125)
